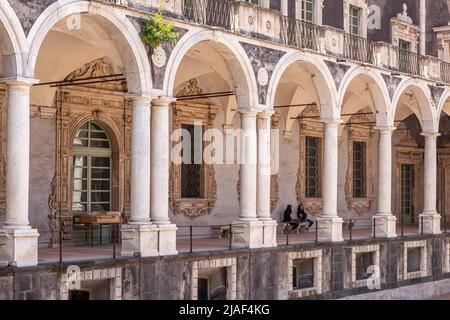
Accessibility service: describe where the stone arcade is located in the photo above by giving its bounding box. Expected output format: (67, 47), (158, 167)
(0, 0), (450, 300)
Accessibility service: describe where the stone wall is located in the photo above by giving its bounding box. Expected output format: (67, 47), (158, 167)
(1, 234), (449, 300)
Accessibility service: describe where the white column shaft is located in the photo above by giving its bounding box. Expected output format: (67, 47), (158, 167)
(129, 97), (151, 224)
(377, 129), (394, 215)
(281, 0), (288, 16)
(4, 82), (33, 229)
(240, 111), (258, 221)
(423, 134), (438, 213)
(321, 121), (339, 216)
(257, 114), (271, 220)
(151, 97), (172, 224)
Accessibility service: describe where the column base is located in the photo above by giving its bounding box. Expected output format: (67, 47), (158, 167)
(262, 220), (278, 248)
(419, 212), (441, 235)
(373, 214), (397, 238)
(232, 220), (264, 249)
(121, 224), (158, 258)
(316, 216), (343, 243)
(0, 228), (39, 267)
(157, 224), (178, 256)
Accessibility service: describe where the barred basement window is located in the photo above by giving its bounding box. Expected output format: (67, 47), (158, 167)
(349, 5), (362, 36)
(72, 122), (112, 214)
(352, 141), (366, 198)
(301, 0), (314, 22)
(181, 124), (204, 198)
(293, 259), (315, 290)
(305, 136), (320, 198)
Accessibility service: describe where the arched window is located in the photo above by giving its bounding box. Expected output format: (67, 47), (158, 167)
(72, 122), (112, 215)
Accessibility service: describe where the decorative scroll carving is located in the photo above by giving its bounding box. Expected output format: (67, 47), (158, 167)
(394, 129), (424, 223)
(65, 57), (115, 81)
(175, 79), (204, 98)
(48, 74), (130, 244)
(344, 113), (375, 215)
(296, 107), (323, 216)
(169, 96), (219, 218)
(0, 88), (6, 216)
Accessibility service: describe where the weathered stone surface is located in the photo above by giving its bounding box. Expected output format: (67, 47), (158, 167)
(240, 42), (286, 105)
(381, 74), (402, 100)
(324, 61), (350, 91)
(9, 0), (57, 36)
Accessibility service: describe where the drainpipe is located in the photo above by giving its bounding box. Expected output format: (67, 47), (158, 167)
(420, 0), (426, 55)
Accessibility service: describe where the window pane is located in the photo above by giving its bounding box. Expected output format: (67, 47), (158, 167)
(90, 140), (110, 149)
(91, 192), (110, 203)
(91, 157), (111, 168)
(91, 169), (110, 179)
(352, 141), (366, 198)
(91, 180), (111, 191)
(305, 136), (320, 198)
(181, 124), (203, 198)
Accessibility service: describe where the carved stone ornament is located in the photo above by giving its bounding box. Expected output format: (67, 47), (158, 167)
(47, 58), (131, 245)
(396, 3), (413, 25)
(296, 106), (323, 216)
(175, 78), (204, 98)
(257, 67), (269, 86)
(344, 113), (375, 215)
(169, 85), (219, 218)
(151, 45), (167, 68)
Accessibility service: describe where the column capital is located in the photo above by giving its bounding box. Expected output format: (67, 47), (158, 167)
(321, 118), (343, 126)
(238, 108), (260, 117)
(374, 126), (396, 133)
(1, 77), (39, 88)
(421, 132), (441, 140)
(125, 94), (152, 106)
(257, 110), (275, 119)
(151, 96), (176, 108)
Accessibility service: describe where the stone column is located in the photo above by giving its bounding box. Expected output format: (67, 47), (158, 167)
(281, 0), (288, 16)
(0, 78), (39, 267)
(316, 119), (343, 242)
(373, 127), (397, 238)
(233, 109), (264, 248)
(121, 95), (158, 258)
(257, 111), (277, 248)
(261, 0), (270, 9)
(151, 97), (177, 255)
(419, 132), (441, 234)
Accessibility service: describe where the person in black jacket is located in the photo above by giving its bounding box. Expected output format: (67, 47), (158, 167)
(283, 205), (299, 232)
(297, 203), (314, 231)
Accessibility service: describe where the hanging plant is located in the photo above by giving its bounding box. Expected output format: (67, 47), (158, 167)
(142, 6), (179, 50)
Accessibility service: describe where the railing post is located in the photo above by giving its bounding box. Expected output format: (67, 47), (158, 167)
(401, 214), (404, 237)
(59, 228), (63, 264)
(285, 223), (289, 246)
(190, 226), (193, 254)
(229, 224), (232, 250)
(421, 216), (424, 236)
(112, 226), (116, 260)
(315, 221), (318, 243)
(349, 219), (353, 241)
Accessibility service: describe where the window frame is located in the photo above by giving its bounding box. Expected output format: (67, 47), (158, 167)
(72, 122), (113, 215)
(349, 5), (362, 36)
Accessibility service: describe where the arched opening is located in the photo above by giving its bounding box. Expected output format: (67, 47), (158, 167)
(391, 83), (435, 228)
(27, 3), (149, 244)
(337, 70), (391, 227)
(165, 36), (256, 229)
(268, 55), (336, 220)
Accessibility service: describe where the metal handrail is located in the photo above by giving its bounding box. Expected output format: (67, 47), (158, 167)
(280, 16), (322, 52)
(344, 33), (374, 64)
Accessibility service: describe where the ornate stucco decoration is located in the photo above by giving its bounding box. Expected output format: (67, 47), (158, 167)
(175, 78), (204, 98)
(0, 88), (6, 217)
(170, 82), (218, 218)
(296, 105), (323, 216)
(394, 129), (424, 223)
(47, 58), (130, 245)
(396, 4), (413, 25)
(390, 4), (420, 52)
(344, 113), (375, 215)
(151, 45), (167, 68)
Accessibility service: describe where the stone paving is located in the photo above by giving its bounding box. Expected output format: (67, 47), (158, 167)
(36, 226), (426, 265)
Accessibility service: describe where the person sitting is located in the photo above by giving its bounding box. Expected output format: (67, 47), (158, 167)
(283, 205), (299, 233)
(297, 203), (314, 231)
